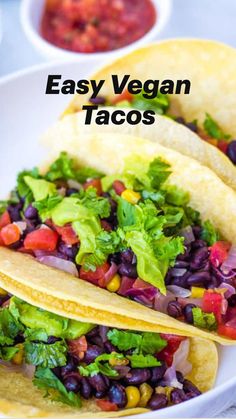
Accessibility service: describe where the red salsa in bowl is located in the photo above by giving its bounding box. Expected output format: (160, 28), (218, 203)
(41, 0), (156, 53)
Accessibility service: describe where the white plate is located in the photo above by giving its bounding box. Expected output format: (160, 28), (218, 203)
(1, 61), (236, 418)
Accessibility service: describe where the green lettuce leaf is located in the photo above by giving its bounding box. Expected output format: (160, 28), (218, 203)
(147, 157), (171, 189)
(82, 230), (121, 271)
(73, 218), (101, 266)
(24, 328), (48, 342)
(201, 220), (219, 245)
(0, 346), (19, 361)
(33, 367), (81, 407)
(131, 92), (169, 115)
(24, 176), (56, 201)
(25, 341), (67, 368)
(165, 185), (190, 206)
(33, 195), (63, 221)
(0, 308), (23, 345)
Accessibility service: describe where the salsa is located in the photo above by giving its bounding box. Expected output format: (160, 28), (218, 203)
(41, 0), (156, 53)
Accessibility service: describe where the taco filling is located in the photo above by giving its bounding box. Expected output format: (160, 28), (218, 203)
(0, 152), (236, 340)
(0, 293), (202, 412)
(88, 91), (236, 165)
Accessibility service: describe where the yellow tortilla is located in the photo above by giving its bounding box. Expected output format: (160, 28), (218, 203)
(0, 282), (218, 418)
(64, 39), (236, 190)
(67, 108), (236, 191)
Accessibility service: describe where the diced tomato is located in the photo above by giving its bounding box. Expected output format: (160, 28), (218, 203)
(133, 278), (151, 289)
(80, 262), (110, 286)
(101, 220), (112, 232)
(218, 324), (236, 339)
(202, 291), (223, 324)
(18, 247), (34, 256)
(218, 140), (228, 154)
(0, 223), (21, 245)
(112, 180), (126, 196)
(55, 224), (79, 245)
(158, 334), (186, 366)
(24, 228), (59, 251)
(111, 89), (133, 105)
(0, 211), (11, 230)
(209, 241), (230, 267)
(68, 335), (88, 359)
(83, 179), (102, 195)
(96, 400), (118, 412)
(0, 235), (4, 246)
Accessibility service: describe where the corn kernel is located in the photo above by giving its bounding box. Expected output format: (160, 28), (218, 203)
(12, 344), (24, 365)
(0, 288), (7, 296)
(191, 287), (205, 298)
(138, 383), (153, 407)
(156, 386), (173, 400)
(106, 274), (121, 293)
(125, 386), (140, 409)
(121, 189), (141, 204)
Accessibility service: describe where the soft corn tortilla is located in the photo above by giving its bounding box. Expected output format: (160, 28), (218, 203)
(63, 109), (236, 191)
(0, 273), (218, 418)
(1, 126), (236, 344)
(64, 39), (236, 190)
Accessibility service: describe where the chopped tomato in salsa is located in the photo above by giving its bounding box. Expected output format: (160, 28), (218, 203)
(41, 0), (156, 53)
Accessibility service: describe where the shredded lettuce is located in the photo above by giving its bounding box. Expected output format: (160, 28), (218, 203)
(201, 220), (219, 245)
(203, 113), (231, 140)
(24, 176), (56, 201)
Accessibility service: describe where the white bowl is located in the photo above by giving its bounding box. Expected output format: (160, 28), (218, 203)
(1, 59), (236, 417)
(20, 0), (172, 62)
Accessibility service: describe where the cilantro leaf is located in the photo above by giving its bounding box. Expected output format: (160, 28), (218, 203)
(127, 354), (161, 368)
(107, 329), (142, 351)
(0, 309), (23, 345)
(203, 113), (231, 140)
(148, 158), (171, 189)
(140, 332), (167, 354)
(201, 220), (219, 245)
(33, 195), (63, 221)
(79, 353), (124, 378)
(0, 346), (19, 361)
(165, 185), (190, 206)
(79, 187), (110, 218)
(192, 307), (217, 331)
(33, 367), (81, 407)
(24, 341), (67, 368)
(24, 328), (48, 342)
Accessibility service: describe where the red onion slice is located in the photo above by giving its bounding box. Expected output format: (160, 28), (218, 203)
(37, 255), (78, 277)
(13, 221), (27, 234)
(154, 290), (175, 313)
(103, 262), (118, 286)
(172, 339), (192, 376)
(221, 245), (236, 274)
(219, 282), (236, 299)
(162, 366), (183, 389)
(167, 285), (191, 298)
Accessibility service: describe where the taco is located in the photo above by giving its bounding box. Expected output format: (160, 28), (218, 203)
(1, 125), (236, 344)
(0, 286), (218, 417)
(64, 39), (236, 188)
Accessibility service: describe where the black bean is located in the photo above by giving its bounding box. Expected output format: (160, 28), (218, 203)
(66, 188), (79, 196)
(187, 271), (211, 286)
(109, 252), (121, 265)
(104, 341), (116, 353)
(24, 204), (38, 219)
(170, 388), (187, 404)
(124, 368), (151, 385)
(190, 247), (209, 270)
(185, 121), (198, 133)
(86, 326), (99, 338)
(226, 140), (236, 164)
(186, 390), (200, 400)
(0, 295), (10, 307)
(172, 272), (191, 288)
(52, 367), (61, 378)
(58, 242), (78, 260)
(89, 96), (106, 105)
(120, 249), (135, 264)
(192, 226), (202, 239)
(175, 117), (186, 125)
(176, 371), (184, 384)
(118, 263), (137, 278)
(174, 261), (189, 268)
(191, 239), (206, 249)
(61, 358), (77, 376)
(148, 393), (168, 410)
(150, 364), (167, 385)
(89, 335), (104, 348)
(9, 239), (24, 250)
(228, 294), (236, 307)
(64, 375), (80, 393)
(47, 336), (61, 344)
(99, 325), (108, 342)
(89, 373), (108, 394)
(183, 304), (196, 324)
(108, 383), (127, 408)
(7, 204), (22, 222)
(83, 345), (103, 364)
(167, 301), (182, 318)
(80, 377), (92, 399)
(177, 246), (191, 261)
(183, 379), (201, 396)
